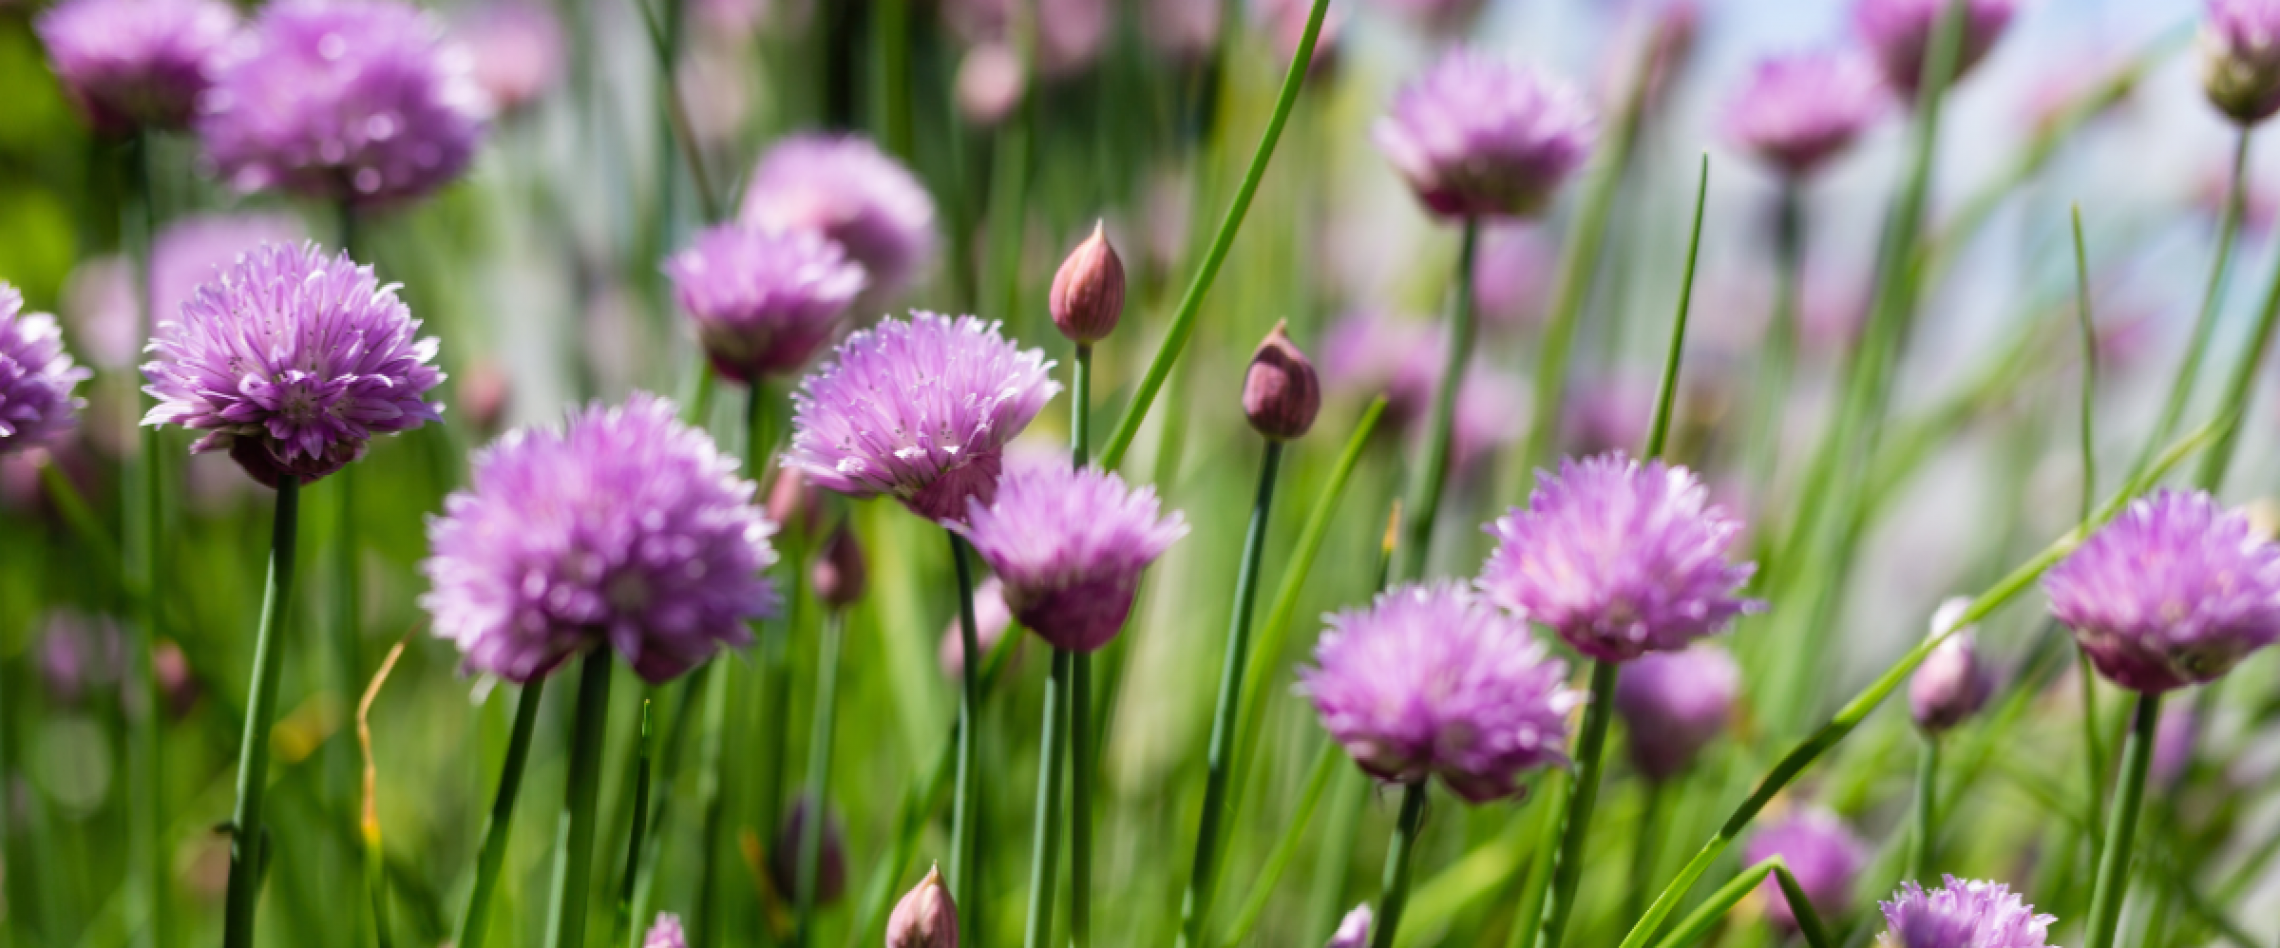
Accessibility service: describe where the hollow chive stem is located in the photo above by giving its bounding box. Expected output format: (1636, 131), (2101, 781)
(692, 663), (732, 948)
(221, 476), (302, 948)
(1532, 660), (1619, 948)
(613, 701), (656, 948)
(1391, 218), (1477, 583)
(2068, 206), (2109, 852)
(795, 610), (847, 946)
(1622, 782), (1664, 926)
(1022, 649), (1070, 948)
(1368, 783), (1432, 948)
(456, 677), (549, 948)
(1746, 180), (1803, 494)
(544, 650), (616, 948)
(1222, 741), (1341, 947)
(1069, 341), (1095, 946)
(947, 530), (986, 934)
(1176, 440), (1286, 948)
(1909, 735), (1940, 880)
(2085, 693), (2161, 948)
(120, 127), (169, 948)
(2131, 128), (2250, 483)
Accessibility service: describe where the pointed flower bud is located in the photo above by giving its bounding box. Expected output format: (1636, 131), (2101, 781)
(1328, 905), (1373, 948)
(769, 796), (846, 905)
(1243, 320), (1320, 441)
(887, 864), (959, 948)
(643, 913), (687, 948)
(2202, 0), (2280, 125)
(1910, 598), (1992, 733)
(1049, 221), (1126, 344)
(812, 521), (868, 609)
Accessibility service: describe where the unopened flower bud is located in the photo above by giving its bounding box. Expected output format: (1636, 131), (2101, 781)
(766, 469), (825, 541)
(886, 863), (959, 948)
(1328, 905), (1372, 948)
(1050, 221), (1126, 344)
(956, 42), (1027, 128)
(1242, 320), (1320, 440)
(1910, 598), (1992, 733)
(643, 913), (687, 948)
(769, 796), (846, 905)
(812, 522), (868, 608)
(2203, 0), (2280, 126)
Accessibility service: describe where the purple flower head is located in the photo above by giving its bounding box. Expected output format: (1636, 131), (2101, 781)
(1302, 582), (1582, 803)
(954, 464), (1187, 652)
(738, 134), (937, 300)
(2043, 490), (2280, 693)
(1328, 905), (1373, 948)
(942, 0), (1109, 78)
(1725, 51), (1890, 177)
(1366, 0), (1486, 34)
(1878, 876), (2057, 948)
(1612, 644), (1739, 782)
(421, 393), (779, 684)
(2204, 0), (2280, 124)
(0, 284), (92, 457)
(1911, 598), (1993, 733)
(198, 0), (489, 206)
(1852, 0), (2017, 97)
(455, 0), (565, 115)
(886, 865), (959, 948)
(36, 0), (236, 133)
(1373, 51), (1596, 220)
(784, 312), (1058, 523)
(1479, 454), (1760, 663)
(1746, 808), (1868, 928)
(664, 224), (867, 383)
(644, 914), (687, 948)
(141, 242), (443, 487)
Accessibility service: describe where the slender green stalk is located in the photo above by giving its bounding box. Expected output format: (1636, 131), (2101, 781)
(544, 650), (617, 948)
(614, 702), (656, 948)
(1391, 219), (1478, 583)
(2068, 207), (2110, 857)
(456, 678), (550, 948)
(1644, 858), (1830, 948)
(626, 0), (721, 221)
(121, 128), (167, 948)
(692, 657), (732, 948)
(1021, 649), (1070, 948)
(796, 611), (848, 946)
(1622, 783), (1664, 927)
(1069, 341), (1095, 947)
(1531, 660), (1620, 948)
(2190, 181), (2280, 491)
(2128, 129), (2248, 483)
(1646, 155), (1711, 462)
(947, 531), (985, 935)
(1909, 735), (1940, 881)
(1769, 864), (1834, 948)
(2076, 653), (2106, 850)
(1072, 345), (1093, 467)
(1221, 742), (1340, 947)
(1176, 440), (1287, 948)
(39, 454), (124, 580)
(1368, 783), (1431, 948)
(1746, 180), (1804, 493)
(872, 0), (912, 158)
(1098, 0), (1331, 469)
(1503, 779), (1567, 948)
(221, 477), (302, 948)
(2085, 693), (2160, 948)
(1304, 767), (1368, 946)
(2071, 206), (2098, 519)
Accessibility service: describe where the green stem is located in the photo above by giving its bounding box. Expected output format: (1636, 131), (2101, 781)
(796, 612), (847, 946)
(947, 531), (984, 935)
(2076, 652), (2106, 851)
(2071, 206), (2098, 521)
(1175, 440), (1286, 948)
(1098, 0), (1331, 470)
(1622, 783), (1664, 927)
(39, 458), (123, 577)
(1368, 783), (1431, 948)
(1532, 659), (1620, 948)
(456, 677), (549, 948)
(2190, 165), (2280, 492)
(1221, 742), (1340, 947)
(544, 650), (616, 948)
(1746, 180), (1804, 494)
(2129, 127), (2248, 483)
(1770, 864), (1834, 948)
(1504, 778), (1567, 948)
(2084, 693), (2160, 948)
(1645, 859), (1830, 948)
(873, 0), (912, 159)
(1645, 154), (1710, 462)
(122, 128), (167, 948)
(614, 701), (656, 948)
(1391, 219), (1477, 583)
(1021, 649), (1070, 948)
(1909, 735), (1940, 881)
(626, 0), (721, 221)
(692, 660), (731, 948)
(1304, 766), (1368, 947)
(1072, 345), (1093, 468)
(1070, 651), (1094, 948)
(221, 477), (301, 948)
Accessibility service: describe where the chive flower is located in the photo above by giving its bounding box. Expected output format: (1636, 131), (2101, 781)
(2043, 489), (2280, 693)
(1745, 807), (1868, 929)
(2203, 0), (2280, 125)
(35, 0), (237, 134)
(1373, 50), (1596, 220)
(1328, 905), (1372, 948)
(1725, 50), (1889, 177)
(141, 242), (444, 486)
(1479, 454), (1759, 664)
(1852, 0), (2017, 96)
(953, 464), (1188, 652)
(455, 0), (565, 116)
(1302, 582), (1582, 803)
(886, 865), (958, 948)
(1611, 644), (1740, 783)
(644, 914), (687, 948)
(0, 284), (92, 456)
(1878, 876), (2057, 948)
(783, 312), (1058, 523)
(738, 134), (937, 300)
(197, 0), (488, 205)
(421, 393), (780, 683)
(664, 224), (868, 382)
(1910, 598), (1992, 733)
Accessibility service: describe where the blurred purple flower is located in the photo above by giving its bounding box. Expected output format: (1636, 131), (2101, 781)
(35, 0), (236, 133)
(1366, 0), (1483, 34)
(38, 611), (123, 705)
(739, 134), (936, 300)
(1911, 598), (1992, 733)
(953, 464), (1187, 652)
(784, 313), (1058, 523)
(1561, 374), (1655, 459)
(1302, 582), (1581, 803)
(1877, 876), (2057, 948)
(2151, 702), (2200, 789)
(1745, 807), (1868, 928)
(422, 393), (779, 683)
(1852, 0), (2016, 97)
(1473, 224), (1556, 331)
(2204, 0), (2280, 124)
(1374, 50), (1596, 220)
(1328, 905), (1372, 948)
(1143, 0), (1221, 65)
(1255, 0), (1342, 78)
(941, 0), (1108, 78)
(0, 283), (92, 456)
(769, 796), (848, 904)
(454, 0), (563, 116)
(60, 257), (139, 369)
(198, 0), (488, 205)
(665, 224), (867, 382)
(940, 576), (1016, 677)
(2044, 490), (2280, 693)
(1612, 644), (1739, 782)
(142, 242), (442, 486)
(1480, 454), (1759, 663)
(154, 212), (308, 323)
(644, 914), (687, 948)
(955, 43), (1027, 128)
(1725, 51), (1889, 178)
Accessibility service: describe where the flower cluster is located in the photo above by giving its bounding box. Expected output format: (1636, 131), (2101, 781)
(1374, 50), (1596, 220)
(2204, 0), (2280, 125)
(1726, 51), (1889, 177)
(955, 464), (1187, 652)
(1877, 876), (2057, 948)
(1747, 808), (1868, 928)
(1852, 0), (2017, 95)
(0, 285), (91, 457)
(36, 0), (237, 133)
(1612, 645), (1739, 782)
(2044, 489), (2280, 692)
(664, 224), (868, 382)
(739, 135), (937, 299)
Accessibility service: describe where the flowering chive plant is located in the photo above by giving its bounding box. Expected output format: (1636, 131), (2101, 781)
(954, 463), (1186, 652)
(0, 284), (91, 456)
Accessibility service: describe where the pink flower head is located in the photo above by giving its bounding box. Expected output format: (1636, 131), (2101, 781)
(1725, 50), (1890, 177)
(1746, 808), (1868, 929)
(954, 464), (1187, 652)
(738, 134), (937, 300)
(1878, 876), (2057, 948)
(36, 0), (237, 133)
(0, 284), (92, 456)
(1852, 0), (2017, 97)
(1374, 50), (1596, 220)
(665, 224), (867, 382)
